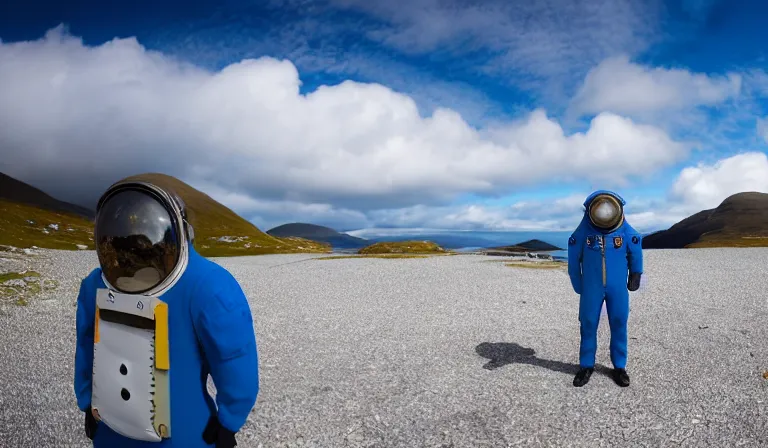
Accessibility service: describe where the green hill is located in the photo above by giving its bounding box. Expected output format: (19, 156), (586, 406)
(0, 172), (331, 256)
(643, 192), (768, 249)
(358, 240), (447, 255)
(119, 173), (331, 256)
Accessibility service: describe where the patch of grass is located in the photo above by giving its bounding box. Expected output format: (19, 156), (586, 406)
(358, 240), (448, 255)
(316, 253), (436, 260)
(123, 174), (331, 257)
(0, 270), (47, 306)
(686, 236), (768, 248)
(0, 271), (40, 282)
(505, 261), (566, 269)
(0, 199), (95, 250)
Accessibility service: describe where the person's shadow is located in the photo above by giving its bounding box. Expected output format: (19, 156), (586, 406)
(475, 342), (611, 376)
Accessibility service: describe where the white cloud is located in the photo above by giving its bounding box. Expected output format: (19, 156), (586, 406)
(331, 0), (661, 87)
(758, 117), (768, 143)
(669, 152), (768, 210)
(0, 27), (689, 212)
(571, 55), (742, 117)
(349, 152), (768, 234)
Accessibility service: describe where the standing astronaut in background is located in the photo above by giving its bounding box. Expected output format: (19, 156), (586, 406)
(74, 179), (259, 447)
(567, 190), (643, 388)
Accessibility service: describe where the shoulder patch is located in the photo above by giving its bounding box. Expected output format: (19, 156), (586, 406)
(632, 235), (639, 244)
(568, 236), (576, 245)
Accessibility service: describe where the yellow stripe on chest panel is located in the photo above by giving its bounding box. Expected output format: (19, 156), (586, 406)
(91, 288), (171, 442)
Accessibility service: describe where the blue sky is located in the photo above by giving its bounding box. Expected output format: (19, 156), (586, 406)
(1, 0), (767, 233)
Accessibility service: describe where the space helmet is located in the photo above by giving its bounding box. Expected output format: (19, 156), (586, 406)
(94, 180), (194, 296)
(584, 190), (625, 233)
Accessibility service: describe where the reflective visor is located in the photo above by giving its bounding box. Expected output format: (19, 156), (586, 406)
(588, 194), (623, 231)
(95, 189), (181, 294)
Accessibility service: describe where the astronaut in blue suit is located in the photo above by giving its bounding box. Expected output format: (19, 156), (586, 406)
(567, 190), (643, 387)
(74, 179), (259, 447)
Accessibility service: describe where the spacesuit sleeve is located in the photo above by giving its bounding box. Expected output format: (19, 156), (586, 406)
(626, 231), (643, 274)
(74, 277), (95, 412)
(567, 229), (584, 294)
(193, 270), (259, 433)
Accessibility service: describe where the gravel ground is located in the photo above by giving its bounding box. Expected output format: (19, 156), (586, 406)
(1, 248), (767, 447)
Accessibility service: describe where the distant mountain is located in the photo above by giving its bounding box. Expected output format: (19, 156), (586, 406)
(643, 192), (768, 249)
(0, 172), (95, 219)
(267, 222), (368, 249)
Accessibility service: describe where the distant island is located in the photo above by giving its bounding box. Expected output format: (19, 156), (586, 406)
(476, 239), (563, 257)
(358, 241), (447, 254)
(643, 192), (768, 249)
(267, 222), (369, 249)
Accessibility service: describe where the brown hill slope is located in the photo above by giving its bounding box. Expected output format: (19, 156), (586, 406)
(0, 171), (330, 256)
(642, 192), (768, 249)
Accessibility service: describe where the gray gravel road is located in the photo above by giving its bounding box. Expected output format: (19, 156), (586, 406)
(1, 248), (767, 447)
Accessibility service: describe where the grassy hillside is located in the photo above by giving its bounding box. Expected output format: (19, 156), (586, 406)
(0, 199), (95, 250)
(643, 192), (768, 249)
(358, 240), (447, 255)
(0, 172), (330, 256)
(123, 173), (330, 257)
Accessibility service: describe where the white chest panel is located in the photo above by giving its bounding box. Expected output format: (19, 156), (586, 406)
(92, 289), (168, 442)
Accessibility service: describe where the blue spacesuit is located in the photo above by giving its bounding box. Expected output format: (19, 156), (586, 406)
(74, 180), (259, 447)
(567, 190), (643, 387)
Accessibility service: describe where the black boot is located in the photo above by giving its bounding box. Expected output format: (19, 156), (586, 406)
(612, 368), (630, 387)
(573, 367), (594, 387)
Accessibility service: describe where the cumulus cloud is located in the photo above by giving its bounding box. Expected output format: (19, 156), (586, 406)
(0, 27), (689, 212)
(350, 152), (768, 234)
(669, 152), (768, 210)
(571, 55), (742, 117)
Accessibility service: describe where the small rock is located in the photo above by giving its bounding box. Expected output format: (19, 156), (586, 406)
(76, 244), (88, 250)
(692, 419), (700, 424)
(48, 224), (59, 230)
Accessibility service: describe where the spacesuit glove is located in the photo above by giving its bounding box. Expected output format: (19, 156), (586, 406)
(203, 415), (238, 448)
(84, 406), (98, 440)
(627, 272), (642, 291)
